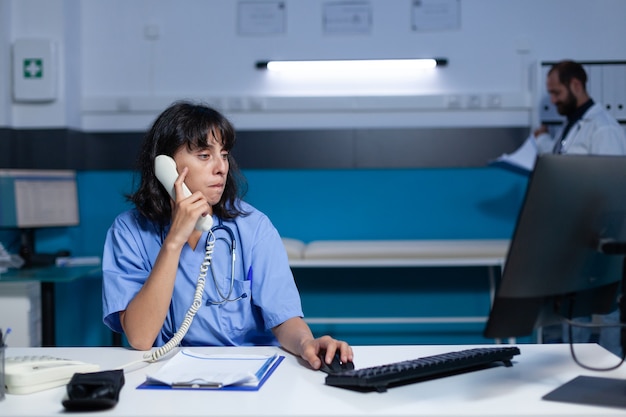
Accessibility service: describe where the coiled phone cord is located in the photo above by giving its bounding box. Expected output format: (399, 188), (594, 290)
(143, 231), (216, 362)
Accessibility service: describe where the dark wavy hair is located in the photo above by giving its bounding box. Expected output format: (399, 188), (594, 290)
(128, 101), (248, 225)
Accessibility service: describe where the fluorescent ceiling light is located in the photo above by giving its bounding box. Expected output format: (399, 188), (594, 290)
(256, 58), (447, 73)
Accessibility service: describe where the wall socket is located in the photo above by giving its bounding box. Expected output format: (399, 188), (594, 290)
(487, 94), (502, 108)
(466, 94), (482, 108)
(446, 95), (462, 109)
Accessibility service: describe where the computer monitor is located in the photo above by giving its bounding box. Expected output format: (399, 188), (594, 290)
(0, 169), (79, 266)
(484, 154), (626, 340)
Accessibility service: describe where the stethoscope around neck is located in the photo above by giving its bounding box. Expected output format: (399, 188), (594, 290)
(204, 218), (247, 305)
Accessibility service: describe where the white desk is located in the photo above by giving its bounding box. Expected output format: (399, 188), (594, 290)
(2, 344), (625, 417)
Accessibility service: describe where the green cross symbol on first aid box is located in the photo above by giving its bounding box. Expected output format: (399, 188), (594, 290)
(23, 58), (43, 79)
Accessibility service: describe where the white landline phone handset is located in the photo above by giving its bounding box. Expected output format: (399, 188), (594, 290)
(147, 155), (217, 362)
(154, 154), (213, 231)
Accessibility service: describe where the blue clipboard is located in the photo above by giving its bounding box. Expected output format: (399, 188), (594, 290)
(136, 355), (284, 391)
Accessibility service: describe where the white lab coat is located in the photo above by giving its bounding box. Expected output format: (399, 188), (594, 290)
(535, 103), (626, 156)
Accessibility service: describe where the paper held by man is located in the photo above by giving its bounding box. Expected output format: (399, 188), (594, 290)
(489, 135), (538, 175)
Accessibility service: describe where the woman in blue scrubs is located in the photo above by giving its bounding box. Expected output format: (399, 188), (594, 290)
(102, 101), (352, 369)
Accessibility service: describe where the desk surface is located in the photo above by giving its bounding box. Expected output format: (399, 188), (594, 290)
(0, 265), (101, 283)
(2, 344), (626, 417)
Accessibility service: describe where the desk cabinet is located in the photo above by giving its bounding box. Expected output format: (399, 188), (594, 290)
(0, 281), (41, 346)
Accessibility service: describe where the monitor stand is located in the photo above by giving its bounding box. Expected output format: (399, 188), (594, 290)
(543, 375), (626, 408)
(543, 256), (626, 409)
(19, 228), (69, 268)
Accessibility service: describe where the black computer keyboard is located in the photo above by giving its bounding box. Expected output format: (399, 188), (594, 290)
(324, 346), (521, 392)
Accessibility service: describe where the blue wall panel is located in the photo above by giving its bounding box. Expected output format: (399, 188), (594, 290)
(243, 167), (527, 241)
(6, 167), (527, 346)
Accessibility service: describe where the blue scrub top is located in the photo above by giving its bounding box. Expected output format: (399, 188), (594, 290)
(101, 201), (303, 347)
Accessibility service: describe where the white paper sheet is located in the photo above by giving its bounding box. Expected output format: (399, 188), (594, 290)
(146, 350), (280, 388)
(490, 135), (538, 174)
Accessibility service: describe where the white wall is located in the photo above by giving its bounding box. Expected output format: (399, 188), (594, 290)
(3, 0), (626, 131)
(5, 0), (67, 128)
(0, 0), (12, 127)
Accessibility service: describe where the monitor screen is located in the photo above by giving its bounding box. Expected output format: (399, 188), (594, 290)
(484, 154), (626, 339)
(0, 170), (79, 228)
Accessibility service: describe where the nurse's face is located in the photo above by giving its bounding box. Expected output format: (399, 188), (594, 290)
(546, 71), (577, 116)
(172, 131), (229, 206)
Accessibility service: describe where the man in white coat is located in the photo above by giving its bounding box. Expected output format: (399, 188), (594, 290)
(534, 60), (626, 357)
(534, 60), (626, 155)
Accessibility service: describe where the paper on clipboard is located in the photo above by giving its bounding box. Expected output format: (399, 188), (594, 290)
(142, 349), (282, 390)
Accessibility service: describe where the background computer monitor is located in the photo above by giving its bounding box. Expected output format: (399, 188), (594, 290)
(0, 170), (79, 228)
(0, 170), (79, 266)
(484, 154), (626, 340)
